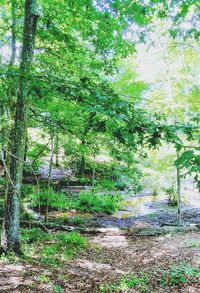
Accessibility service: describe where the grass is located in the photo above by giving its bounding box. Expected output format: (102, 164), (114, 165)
(30, 189), (121, 215)
(161, 263), (200, 288)
(55, 215), (88, 226)
(100, 273), (149, 292)
(184, 239), (200, 248)
(147, 212), (158, 219)
(73, 192), (121, 214)
(21, 228), (87, 267)
(99, 263), (200, 292)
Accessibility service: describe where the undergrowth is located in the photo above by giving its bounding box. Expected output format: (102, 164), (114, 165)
(30, 188), (121, 215)
(20, 228), (87, 266)
(99, 263), (200, 292)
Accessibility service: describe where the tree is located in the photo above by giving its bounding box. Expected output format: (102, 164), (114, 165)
(1, 0), (38, 253)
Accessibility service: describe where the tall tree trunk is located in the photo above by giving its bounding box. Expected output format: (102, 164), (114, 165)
(54, 134), (59, 167)
(79, 141), (86, 176)
(10, 0), (17, 66)
(176, 151), (182, 226)
(5, 0), (17, 194)
(23, 128), (28, 164)
(45, 134), (54, 223)
(1, 0), (38, 253)
(92, 155), (95, 196)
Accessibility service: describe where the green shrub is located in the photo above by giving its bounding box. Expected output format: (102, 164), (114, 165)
(75, 192), (121, 214)
(100, 273), (148, 292)
(0, 177), (5, 186)
(30, 188), (70, 212)
(161, 263), (200, 287)
(0, 198), (4, 218)
(184, 239), (200, 248)
(30, 187), (121, 215)
(21, 228), (53, 243)
(41, 231), (87, 265)
(22, 228), (87, 266)
(21, 184), (37, 199)
(53, 284), (64, 293)
(162, 186), (178, 206)
(57, 231), (86, 247)
(59, 215), (87, 226)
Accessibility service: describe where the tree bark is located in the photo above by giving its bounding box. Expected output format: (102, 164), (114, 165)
(45, 134), (54, 223)
(176, 151), (182, 226)
(5, 0), (17, 195)
(10, 0), (17, 66)
(54, 134), (59, 167)
(79, 140), (86, 176)
(1, 0), (38, 253)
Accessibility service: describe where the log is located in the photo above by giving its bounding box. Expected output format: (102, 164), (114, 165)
(126, 224), (200, 236)
(0, 218), (199, 236)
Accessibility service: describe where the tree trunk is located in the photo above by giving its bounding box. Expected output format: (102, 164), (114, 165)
(5, 0), (17, 196)
(1, 0), (38, 253)
(54, 134), (59, 167)
(92, 154), (95, 196)
(176, 152), (182, 226)
(45, 134), (54, 223)
(10, 0), (17, 66)
(79, 140), (86, 176)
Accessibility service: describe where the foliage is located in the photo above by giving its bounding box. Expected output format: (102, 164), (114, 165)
(0, 0), (200, 254)
(53, 284), (64, 293)
(100, 263), (200, 292)
(95, 161), (142, 192)
(162, 186), (178, 206)
(29, 187), (121, 215)
(30, 188), (70, 211)
(184, 239), (200, 248)
(161, 263), (200, 288)
(100, 273), (148, 292)
(74, 192), (121, 214)
(21, 229), (87, 266)
(55, 215), (87, 227)
(175, 147), (200, 191)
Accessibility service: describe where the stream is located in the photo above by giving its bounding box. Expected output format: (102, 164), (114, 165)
(48, 187), (200, 229)
(27, 166), (200, 228)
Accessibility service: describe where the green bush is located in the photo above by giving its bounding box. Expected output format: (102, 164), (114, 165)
(162, 186), (178, 206)
(21, 228), (87, 266)
(30, 188), (70, 211)
(100, 273), (148, 292)
(55, 215), (87, 226)
(21, 228), (53, 243)
(21, 184), (37, 199)
(0, 177), (5, 186)
(41, 231), (87, 265)
(161, 263), (200, 287)
(0, 198), (4, 218)
(98, 163), (142, 192)
(74, 192), (121, 214)
(29, 187), (121, 215)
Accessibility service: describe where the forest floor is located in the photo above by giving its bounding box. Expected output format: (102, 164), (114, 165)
(1, 169), (199, 292)
(0, 230), (199, 292)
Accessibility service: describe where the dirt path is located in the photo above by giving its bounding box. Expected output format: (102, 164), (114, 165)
(0, 231), (199, 292)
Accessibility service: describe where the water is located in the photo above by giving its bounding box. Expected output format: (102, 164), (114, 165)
(113, 195), (158, 218)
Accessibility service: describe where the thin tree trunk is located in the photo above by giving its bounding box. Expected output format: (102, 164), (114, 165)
(10, 0), (17, 66)
(23, 128), (28, 164)
(176, 151), (182, 226)
(45, 134), (54, 223)
(54, 134), (59, 167)
(1, 0), (38, 253)
(79, 140), (86, 176)
(92, 155), (95, 196)
(5, 0), (17, 195)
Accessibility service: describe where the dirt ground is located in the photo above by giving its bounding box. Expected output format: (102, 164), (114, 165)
(0, 230), (199, 293)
